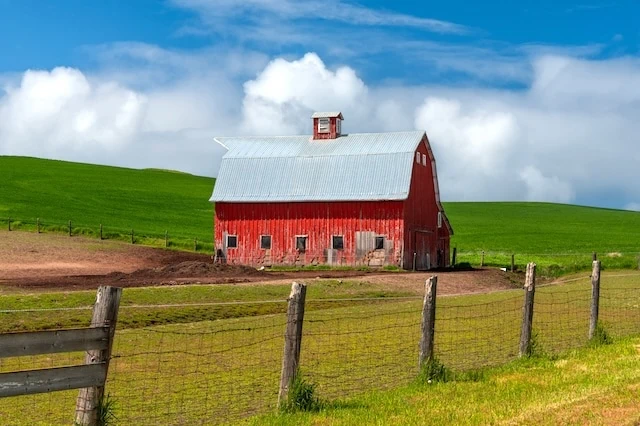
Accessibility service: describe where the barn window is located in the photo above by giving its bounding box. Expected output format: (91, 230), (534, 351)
(438, 212), (443, 228)
(296, 236), (307, 252)
(375, 236), (385, 250)
(422, 153), (427, 166)
(318, 117), (330, 133)
(332, 235), (344, 250)
(261, 235), (272, 250)
(227, 235), (238, 248)
(416, 152), (420, 164)
(336, 118), (341, 134)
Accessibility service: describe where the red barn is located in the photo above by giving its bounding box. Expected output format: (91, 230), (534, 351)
(211, 112), (452, 270)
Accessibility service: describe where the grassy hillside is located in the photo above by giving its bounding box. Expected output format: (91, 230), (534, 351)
(444, 202), (640, 273)
(0, 156), (215, 250)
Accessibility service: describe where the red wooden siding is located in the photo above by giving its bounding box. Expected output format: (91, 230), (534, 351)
(215, 201), (404, 266)
(403, 135), (450, 269)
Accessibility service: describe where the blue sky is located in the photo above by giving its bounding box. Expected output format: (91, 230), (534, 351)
(0, 0), (639, 210)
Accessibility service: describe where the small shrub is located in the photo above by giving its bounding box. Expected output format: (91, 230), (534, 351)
(589, 321), (613, 347)
(281, 373), (322, 413)
(417, 357), (450, 384)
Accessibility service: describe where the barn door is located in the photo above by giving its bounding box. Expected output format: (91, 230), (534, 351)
(415, 232), (433, 271)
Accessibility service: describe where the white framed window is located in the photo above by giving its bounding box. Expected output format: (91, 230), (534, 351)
(416, 152), (420, 164)
(318, 117), (330, 133)
(336, 118), (341, 134)
(332, 235), (344, 250)
(374, 236), (385, 250)
(422, 153), (427, 166)
(296, 236), (308, 252)
(438, 212), (443, 228)
(260, 235), (272, 250)
(226, 235), (238, 248)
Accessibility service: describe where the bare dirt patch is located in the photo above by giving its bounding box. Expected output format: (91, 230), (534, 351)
(0, 230), (522, 294)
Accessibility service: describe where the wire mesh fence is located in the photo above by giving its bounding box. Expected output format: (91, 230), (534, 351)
(0, 216), (213, 253)
(0, 272), (639, 425)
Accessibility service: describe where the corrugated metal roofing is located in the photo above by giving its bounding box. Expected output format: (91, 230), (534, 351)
(311, 111), (343, 119)
(211, 131), (426, 202)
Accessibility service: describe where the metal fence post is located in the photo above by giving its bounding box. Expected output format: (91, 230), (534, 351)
(278, 282), (307, 407)
(519, 262), (537, 357)
(589, 260), (601, 340)
(75, 286), (122, 426)
(419, 276), (438, 367)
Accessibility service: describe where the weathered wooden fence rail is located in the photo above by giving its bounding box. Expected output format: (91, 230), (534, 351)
(0, 286), (121, 426)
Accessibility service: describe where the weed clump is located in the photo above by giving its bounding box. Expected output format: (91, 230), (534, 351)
(281, 373), (322, 413)
(417, 357), (450, 384)
(589, 321), (613, 347)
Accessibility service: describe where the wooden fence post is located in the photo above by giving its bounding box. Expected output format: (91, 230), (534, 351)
(194, 238), (198, 252)
(451, 247), (457, 267)
(278, 282), (307, 407)
(413, 252), (417, 272)
(8, 217), (11, 231)
(419, 276), (438, 368)
(165, 231), (168, 248)
(519, 262), (537, 357)
(131, 229), (134, 244)
(481, 251), (485, 267)
(592, 252), (597, 261)
(75, 286), (122, 426)
(589, 260), (601, 340)
(36, 218), (40, 234)
(99, 224), (103, 240)
(69, 220), (72, 237)
(511, 254), (515, 272)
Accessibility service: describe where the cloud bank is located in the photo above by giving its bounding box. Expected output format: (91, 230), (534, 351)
(1, 50), (639, 210)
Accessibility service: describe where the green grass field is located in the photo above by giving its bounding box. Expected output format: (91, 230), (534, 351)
(446, 202), (640, 274)
(0, 272), (638, 425)
(0, 156), (215, 251)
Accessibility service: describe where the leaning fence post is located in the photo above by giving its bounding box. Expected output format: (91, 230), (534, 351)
(519, 262), (537, 357)
(589, 260), (601, 340)
(451, 247), (457, 267)
(69, 220), (72, 237)
(99, 224), (103, 240)
(278, 282), (307, 407)
(419, 276), (438, 368)
(36, 218), (40, 234)
(194, 237), (198, 252)
(75, 286), (122, 426)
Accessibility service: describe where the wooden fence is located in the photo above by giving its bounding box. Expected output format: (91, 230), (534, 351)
(0, 286), (121, 426)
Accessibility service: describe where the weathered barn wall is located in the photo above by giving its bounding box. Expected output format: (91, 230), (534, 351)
(403, 136), (450, 269)
(215, 201), (404, 266)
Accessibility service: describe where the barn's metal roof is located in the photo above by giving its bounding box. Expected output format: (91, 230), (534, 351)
(211, 131), (425, 202)
(310, 112), (343, 119)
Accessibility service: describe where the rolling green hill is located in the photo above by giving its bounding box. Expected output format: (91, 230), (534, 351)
(1, 156), (639, 271)
(0, 156), (215, 250)
(445, 202), (640, 272)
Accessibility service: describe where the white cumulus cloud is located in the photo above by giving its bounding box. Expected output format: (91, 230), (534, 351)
(0, 68), (146, 157)
(241, 53), (367, 135)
